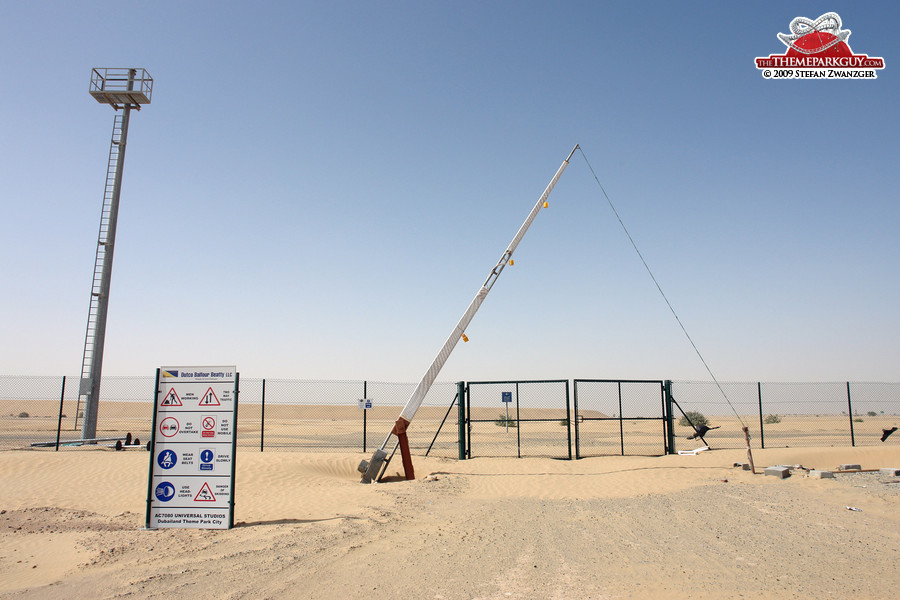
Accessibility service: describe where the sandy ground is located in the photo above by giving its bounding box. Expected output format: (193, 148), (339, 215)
(1, 445), (899, 599)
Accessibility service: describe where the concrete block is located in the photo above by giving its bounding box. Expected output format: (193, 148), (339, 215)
(879, 468), (900, 476)
(742, 463), (752, 471)
(765, 466), (791, 479)
(839, 464), (862, 471)
(809, 470), (835, 479)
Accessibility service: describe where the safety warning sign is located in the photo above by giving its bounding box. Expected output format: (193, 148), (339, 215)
(161, 388), (182, 406)
(146, 366), (237, 530)
(199, 387), (221, 406)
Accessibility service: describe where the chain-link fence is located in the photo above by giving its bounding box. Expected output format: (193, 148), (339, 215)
(670, 381), (900, 450)
(0, 375), (155, 451)
(240, 379), (460, 457)
(0, 375), (460, 457)
(3, 376), (898, 455)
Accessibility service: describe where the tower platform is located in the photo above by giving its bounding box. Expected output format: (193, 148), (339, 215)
(89, 68), (153, 108)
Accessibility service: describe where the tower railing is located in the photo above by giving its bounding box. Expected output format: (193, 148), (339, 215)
(90, 68), (153, 107)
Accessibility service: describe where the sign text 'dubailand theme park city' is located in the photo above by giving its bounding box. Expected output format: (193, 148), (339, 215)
(146, 367), (238, 529)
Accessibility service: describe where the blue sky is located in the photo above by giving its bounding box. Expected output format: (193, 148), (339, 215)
(1, 1), (897, 383)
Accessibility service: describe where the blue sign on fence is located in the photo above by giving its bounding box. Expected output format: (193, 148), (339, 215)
(502, 392), (512, 403)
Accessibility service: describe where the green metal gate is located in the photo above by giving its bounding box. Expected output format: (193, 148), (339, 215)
(573, 379), (669, 457)
(465, 380), (571, 459)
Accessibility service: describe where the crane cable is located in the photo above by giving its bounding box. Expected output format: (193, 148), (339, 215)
(577, 147), (746, 428)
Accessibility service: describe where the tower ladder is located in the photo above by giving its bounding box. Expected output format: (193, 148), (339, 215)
(75, 113), (126, 431)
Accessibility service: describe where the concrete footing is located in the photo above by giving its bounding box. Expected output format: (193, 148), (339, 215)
(839, 464), (862, 471)
(809, 470), (835, 479)
(879, 468), (900, 476)
(765, 466), (791, 478)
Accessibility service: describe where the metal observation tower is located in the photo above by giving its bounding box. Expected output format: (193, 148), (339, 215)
(77, 68), (152, 440)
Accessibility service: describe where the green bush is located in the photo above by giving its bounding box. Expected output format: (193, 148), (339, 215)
(17, 411), (29, 418)
(764, 414), (781, 424)
(678, 411), (708, 428)
(495, 414), (517, 428)
(853, 417), (864, 423)
(867, 411), (877, 417)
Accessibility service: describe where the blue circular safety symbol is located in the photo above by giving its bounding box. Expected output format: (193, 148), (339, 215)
(200, 449), (214, 463)
(155, 482), (175, 502)
(157, 449), (178, 470)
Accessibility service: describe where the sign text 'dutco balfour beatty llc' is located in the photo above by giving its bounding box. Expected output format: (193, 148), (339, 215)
(146, 367), (238, 529)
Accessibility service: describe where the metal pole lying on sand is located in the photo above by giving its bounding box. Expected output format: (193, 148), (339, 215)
(359, 145), (579, 483)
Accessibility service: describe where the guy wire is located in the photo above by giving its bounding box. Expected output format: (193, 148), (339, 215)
(577, 146), (746, 428)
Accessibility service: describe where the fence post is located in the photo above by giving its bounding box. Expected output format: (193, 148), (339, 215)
(565, 380), (572, 460)
(664, 380), (675, 454)
(515, 382), (521, 459)
(362, 380), (367, 453)
(617, 381), (625, 456)
(573, 380), (581, 459)
(457, 381), (466, 460)
(56, 376), (66, 451)
(260, 379), (266, 452)
(847, 381), (855, 447)
(757, 382), (765, 449)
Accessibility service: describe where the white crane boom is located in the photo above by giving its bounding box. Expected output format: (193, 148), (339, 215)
(360, 144), (579, 482)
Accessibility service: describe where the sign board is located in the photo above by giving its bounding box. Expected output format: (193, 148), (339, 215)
(358, 398), (373, 410)
(502, 392), (513, 403)
(146, 367), (238, 529)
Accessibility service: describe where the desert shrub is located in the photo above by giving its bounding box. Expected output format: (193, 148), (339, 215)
(764, 414), (782, 424)
(495, 414), (517, 428)
(867, 411), (877, 417)
(17, 411), (29, 418)
(678, 411), (708, 428)
(853, 417), (864, 423)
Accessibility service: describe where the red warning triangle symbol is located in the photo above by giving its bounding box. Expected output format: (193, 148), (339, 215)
(194, 482), (216, 502)
(199, 387), (221, 406)
(161, 388), (182, 406)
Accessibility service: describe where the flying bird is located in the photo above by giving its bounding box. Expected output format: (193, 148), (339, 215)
(687, 425), (721, 440)
(881, 427), (898, 442)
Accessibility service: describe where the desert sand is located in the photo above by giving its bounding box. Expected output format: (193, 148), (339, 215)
(1, 444), (899, 600)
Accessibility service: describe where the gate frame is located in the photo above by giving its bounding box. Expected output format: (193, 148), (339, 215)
(573, 379), (671, 458)
(465, 379), (572, 460)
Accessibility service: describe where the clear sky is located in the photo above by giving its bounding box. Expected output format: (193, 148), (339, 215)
(1, 1), (897, 384)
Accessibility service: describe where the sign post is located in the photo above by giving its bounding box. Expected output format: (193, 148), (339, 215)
(359, 398), (372, 452)
(146, 366), (238, 529)
(502, 391), (512, 432)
